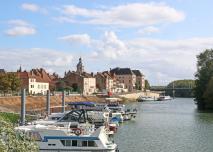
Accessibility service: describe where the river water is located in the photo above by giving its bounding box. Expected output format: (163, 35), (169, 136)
(114, 98), (213, 152)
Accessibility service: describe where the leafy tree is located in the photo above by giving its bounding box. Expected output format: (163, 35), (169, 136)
(166, 80), (195, 97)
(0, 117), (39, 152)
(7, 73), (21, 93)
(145, 80), (150, 90)
(194, 49), (213, 110)
(203, 77), (213, 107)
(0, 73), (10, 94)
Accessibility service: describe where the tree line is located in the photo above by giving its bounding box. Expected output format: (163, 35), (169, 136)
(166, 80), (195, 98)
(0, 73), (21, 94)
(194, 49), (213, 110)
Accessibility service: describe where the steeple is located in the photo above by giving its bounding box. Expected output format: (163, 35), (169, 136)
(17, 65), (22, 72)
(76, 57), (84, 74)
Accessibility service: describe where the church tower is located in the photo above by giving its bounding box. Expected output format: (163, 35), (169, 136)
(76, 57), (84, 74)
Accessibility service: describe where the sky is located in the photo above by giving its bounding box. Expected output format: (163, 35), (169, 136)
(0, 0), (213, 85)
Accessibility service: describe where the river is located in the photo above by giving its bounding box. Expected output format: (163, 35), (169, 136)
(114, 98), (213, 152)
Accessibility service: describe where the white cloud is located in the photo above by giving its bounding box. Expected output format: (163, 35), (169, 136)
(83, 31), (213, 85)
(5, 26), (36, 36)
(0, 48), (74, 75)
(58, 3), (185, 27)
(5, 19), (36, 36)
(59, 34), (91, 45)
(138, 26), (160, 35)
(7, 19), (30, 26)
(21, 3), (39, 12)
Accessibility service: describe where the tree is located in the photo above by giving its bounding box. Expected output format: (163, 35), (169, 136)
(0, 117), (38, 152)
(194, 49), (213, 110)
(7, 73), (21, 93)
(145, 80), (150, 90)
(166, 80), (195, 97)
(0, 73), (10, 94)
(203, 77), (213, 107)
(0, 73), (21, 94)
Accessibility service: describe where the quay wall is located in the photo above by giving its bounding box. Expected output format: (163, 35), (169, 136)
(0, 95), (103, 113)
(119, 91), (160, 100)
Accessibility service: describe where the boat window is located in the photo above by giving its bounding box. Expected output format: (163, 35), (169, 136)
(88, 141), (96, 147)
(61, 140), (65, 146)
(66, 140), (71, 146)
(82, 141), (88, 147)
(72, 140), (77, 146)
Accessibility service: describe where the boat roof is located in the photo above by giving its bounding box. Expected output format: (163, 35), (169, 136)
(66, 101), (96, 107)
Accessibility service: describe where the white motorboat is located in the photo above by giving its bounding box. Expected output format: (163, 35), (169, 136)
(157, 95), (172, 101)
(137, 96), (155, 102)
(15, 123), (118, 152)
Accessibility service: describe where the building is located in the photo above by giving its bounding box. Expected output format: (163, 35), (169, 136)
(110, 67), (136, 92)
(0, 69), (5, 74)
(132, 70), (145, 91)
(95, 72), (114, 93)
(17, 68), (51, 95)
(64, 58), (96, 95)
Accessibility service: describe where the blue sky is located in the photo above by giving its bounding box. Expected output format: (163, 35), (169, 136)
(0, 0), (213, 85)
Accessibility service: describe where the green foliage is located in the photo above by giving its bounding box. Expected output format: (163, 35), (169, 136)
(0, 73), (21, 93)
(0, 116), (39, 152)
(145, 80), (150, 90)
(0, 112), (20, 124)
(166, 80), (195, 97)
(194, 49), (213, 110)
(203, 77), (213, 107)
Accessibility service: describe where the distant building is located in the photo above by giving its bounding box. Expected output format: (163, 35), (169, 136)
(132, 70), (145, 91)
(17, 68), (51, 95)
(64, 58), (96, 95)
(95, 72), (114, 93)
(0, 69), (5, 74)
(110, 67), (136, 92)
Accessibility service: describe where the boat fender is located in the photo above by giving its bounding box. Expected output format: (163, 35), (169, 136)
(73, 128), (82, 136)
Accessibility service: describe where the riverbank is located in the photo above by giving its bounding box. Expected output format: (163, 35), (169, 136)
(0, 91), (159, 113)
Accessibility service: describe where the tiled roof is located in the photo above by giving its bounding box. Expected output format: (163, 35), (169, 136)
(17, 68), (52, 83)
(132, 70), (143, 76)
(110, 67), (134, 75)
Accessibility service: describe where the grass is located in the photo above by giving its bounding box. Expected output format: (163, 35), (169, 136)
(0, 112), (36, 124)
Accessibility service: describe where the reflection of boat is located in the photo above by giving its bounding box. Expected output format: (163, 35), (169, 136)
(157, 96), (172, 101)
(137, 96), (155, 102)
(15, 124), (118, 152)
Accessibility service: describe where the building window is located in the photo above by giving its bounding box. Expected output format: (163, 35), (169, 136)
(31, 85), (33, 88)
(38, 85), (40, 89)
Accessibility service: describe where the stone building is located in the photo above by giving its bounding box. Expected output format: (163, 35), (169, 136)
(95, 72), (114, 93)
(17, 68), (51, 95)
(132, 70), (145, 91)
(110, 67), (136, 92)
(64, 58), (96, 95)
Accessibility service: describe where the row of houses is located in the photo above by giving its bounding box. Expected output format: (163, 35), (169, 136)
(1, 58), (145, 95)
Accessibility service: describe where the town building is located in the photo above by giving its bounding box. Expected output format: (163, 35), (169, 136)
(17, 68), (51, 95)
(0, 69), (5, 74)
(95, 72), (114, 93)
(132, 70), (145, 91)
(63, 58), (96, 95)
(110, 67), (136, 92)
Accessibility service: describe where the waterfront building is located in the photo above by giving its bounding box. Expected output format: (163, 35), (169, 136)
(110, 67), (136, 92)
(0, 69), (6, 74)
(95, 72), (114, 93)
(64, 58), (96, 95)
(17, 68), (51, 95)
(132, 70), (145, 91)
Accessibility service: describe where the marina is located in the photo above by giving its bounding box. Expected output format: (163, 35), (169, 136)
(15, 96), (138, 152)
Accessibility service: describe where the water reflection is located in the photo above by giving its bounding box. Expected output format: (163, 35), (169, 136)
(115, 98), (213, 152)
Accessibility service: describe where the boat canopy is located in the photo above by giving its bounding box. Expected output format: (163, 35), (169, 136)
(66, 101), (96, 107)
